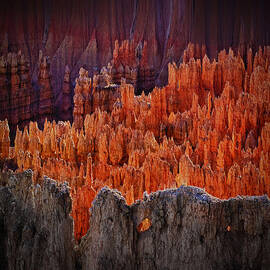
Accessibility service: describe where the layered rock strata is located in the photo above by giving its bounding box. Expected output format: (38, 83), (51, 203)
(1, 0), (269, 96)
(0, 120), (10, 159)
(107, 40), (155, 93)
(73, 39), (156, 129)
(0, 51), (55, 136)
(38, 53), (54, 125)
(0, 52), (37, 136)
(56, 65), (73, 122)
(73, 67), (121, 129)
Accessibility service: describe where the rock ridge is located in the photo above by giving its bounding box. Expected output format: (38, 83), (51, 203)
(79, 185), (270, 270)
(1, 170), (270, 269)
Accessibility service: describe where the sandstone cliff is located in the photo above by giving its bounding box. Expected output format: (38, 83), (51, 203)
(0, 51), (54, 138)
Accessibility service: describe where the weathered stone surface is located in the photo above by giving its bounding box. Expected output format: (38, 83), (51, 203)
(0, 52), (37, 137)
(0, 171), (270, 269)
(56, 65), (73, 122)
(0, 119), (10, 159)
(79, 186), (270, 270)
(0, 170), (75, 270)
(0, 51), (54, 137)
(38, 53), (54, 125)
(109, 40), (155, 93)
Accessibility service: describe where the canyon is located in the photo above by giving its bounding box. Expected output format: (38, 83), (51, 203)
(0, 1), (270, 269)
(0, 170), (270, 269)
(0, 45), (269, 241)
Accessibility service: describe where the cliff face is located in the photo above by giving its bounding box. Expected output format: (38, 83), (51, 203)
(0, 51), (54, 137)
(0, 2), (269, 267)
(80, 187), (270, 270)
(1, 46), (269, 241)
(0, 170), (270, 270)
(0, 170), (75, 270)
(0, 0), (269, 93)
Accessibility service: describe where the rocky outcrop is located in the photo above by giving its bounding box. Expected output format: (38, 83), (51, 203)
(72, 39), (155, 129)
(0, 119), (9, 159)
(0, 51), (55, 137)
(73, 67), (121, 129)
(0, 52), (38, 136)
(0, 170), (75, 270)
(108, 40), (155, 93)
(0, 170), (270, 269)
(55, 65), (73, 122)
(73, 68), (91, 129)
(0, 56), (9, 121)
(81, 186), (270, 270)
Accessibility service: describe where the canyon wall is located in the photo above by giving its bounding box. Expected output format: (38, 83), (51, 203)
(0, 0), (269, 94)
(0, 51), (54, 137)
(1, 0), (269, 138)
(0, 2), (269, 268)
(0, 170), (270, 269)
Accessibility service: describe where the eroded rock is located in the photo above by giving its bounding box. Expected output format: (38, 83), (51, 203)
(79, 186), (270, 270)
(0, 170), (75, 270)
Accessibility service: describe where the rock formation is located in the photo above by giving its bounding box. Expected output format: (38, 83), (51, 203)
(0, 119), (9, 159)
(0, 51), (55, 137)
(56, 65), (73, 122)
(0, 2), (269, 267)
(73, 65), (122, 129)
(0, 170), (270, 269)
(38, 53), (54, 125)
(1, 46), (269, 241)
(0, 170), (75, 269)
(108, 40), (155, 93)
(73, 38), (155, 128)
(0, 52), (36, 135)
(79, 186), (270, 270)
(0, 0), (269, 101)
(0, 56), (9, 121)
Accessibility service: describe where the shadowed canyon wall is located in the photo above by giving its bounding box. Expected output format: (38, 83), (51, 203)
(0, 170), (75, 270)
(0, 171), (270, 269)
(0, 0), (269, 93)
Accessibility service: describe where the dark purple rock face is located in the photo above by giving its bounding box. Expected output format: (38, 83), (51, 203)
(0, 0), (269, 93)
(0, 0), (269, 134)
